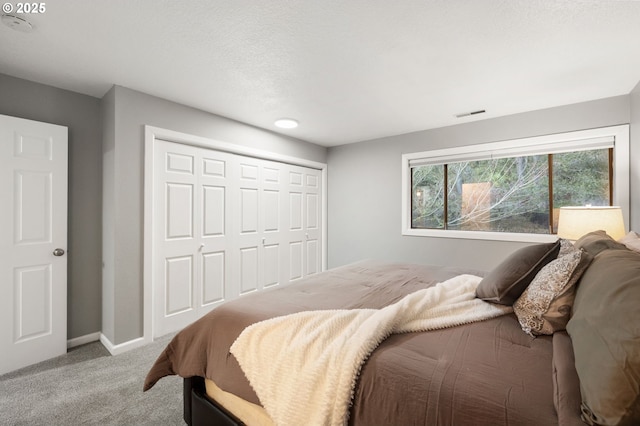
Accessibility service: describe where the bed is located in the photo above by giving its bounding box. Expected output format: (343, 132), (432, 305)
(144, 230), (640, 426)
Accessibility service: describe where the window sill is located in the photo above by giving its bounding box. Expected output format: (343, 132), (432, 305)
(402, 228), (559, 243)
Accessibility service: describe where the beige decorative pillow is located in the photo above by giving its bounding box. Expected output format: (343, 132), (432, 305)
(557, 237), (576, 258)
(513, 243), (592, 336)
(618, 231), (640, 254)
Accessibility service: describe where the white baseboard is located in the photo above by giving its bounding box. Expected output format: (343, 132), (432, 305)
(67, 332), (101, 349)
(99, 334), (150, 356)
(66, 332), (151, 355)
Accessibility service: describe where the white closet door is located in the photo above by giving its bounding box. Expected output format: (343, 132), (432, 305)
(285, 166), (322, 281)
(153, 140), (322, 337)
(199, 150), (234, 311)
(235, 157), (261, 296)
(303, 168), (322, 277)
(260, 162), (286, 290)
(153, 141), (200, 336)
(0, 114), (68, 375)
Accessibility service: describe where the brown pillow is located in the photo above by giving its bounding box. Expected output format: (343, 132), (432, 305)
(552, 331), (583, 425)
(573, 230), (627, 257)
(476, 240), (561, 305)
(566, 248), (640, 426)
(513, 242), (592, 335)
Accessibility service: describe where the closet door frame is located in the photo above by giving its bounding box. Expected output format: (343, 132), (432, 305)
(143, 126), (327, 343)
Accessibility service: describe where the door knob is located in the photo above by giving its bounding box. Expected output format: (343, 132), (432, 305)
(53, 248), (65, 256)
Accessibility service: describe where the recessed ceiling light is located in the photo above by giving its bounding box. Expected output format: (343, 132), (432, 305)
(274, 118), (298, 129)
(1, 14), (33, 33)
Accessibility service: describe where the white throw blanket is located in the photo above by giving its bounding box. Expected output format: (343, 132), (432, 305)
(230, 274), (512, 426)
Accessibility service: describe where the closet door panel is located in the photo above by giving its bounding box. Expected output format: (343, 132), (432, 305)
(202, 251), (225, 305)
(240, 247), (259, 294)
(202, 186), (225, 237)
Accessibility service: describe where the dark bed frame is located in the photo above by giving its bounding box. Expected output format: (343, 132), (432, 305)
(183, 377), (246, 426)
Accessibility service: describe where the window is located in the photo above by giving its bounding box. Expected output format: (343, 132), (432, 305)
(402, 126), (629, 242)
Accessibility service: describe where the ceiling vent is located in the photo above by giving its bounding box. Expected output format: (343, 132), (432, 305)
(455, 109), (486, 118)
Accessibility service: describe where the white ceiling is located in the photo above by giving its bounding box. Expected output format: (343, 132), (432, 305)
(1, 0), (640, 147)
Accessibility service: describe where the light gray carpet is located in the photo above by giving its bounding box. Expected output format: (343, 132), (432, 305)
(0, 334), (184, 425)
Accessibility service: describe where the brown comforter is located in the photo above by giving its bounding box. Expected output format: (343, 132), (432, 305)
(145, 260), (581, 425)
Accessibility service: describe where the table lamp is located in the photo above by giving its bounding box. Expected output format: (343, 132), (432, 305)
(556, 206), (625, 241)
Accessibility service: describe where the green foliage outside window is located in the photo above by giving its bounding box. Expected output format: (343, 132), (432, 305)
(411, 148), (611, 234)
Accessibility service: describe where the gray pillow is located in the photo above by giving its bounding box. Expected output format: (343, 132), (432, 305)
(476, 240), (561, 305)
(618, 231), (640, 254)
(552, 331), (583, 425)
(567, 248), (640, 426)
(573, 230), (627, 257)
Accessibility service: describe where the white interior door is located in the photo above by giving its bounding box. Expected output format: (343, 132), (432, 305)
(153, 140), (322, 338)
(0, 114), (68, 375)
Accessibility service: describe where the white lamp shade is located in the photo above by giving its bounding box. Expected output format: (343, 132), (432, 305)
(557, 206), (626, 241)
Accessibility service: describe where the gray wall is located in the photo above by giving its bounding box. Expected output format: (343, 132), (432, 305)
(0, 74), (103, 340)
(101, 87), (116, 342)
(631, 81), (640, 229)
(3, 71), (637, 347)
(327, 95), (633, 271)
(103, 86), (327, 344)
